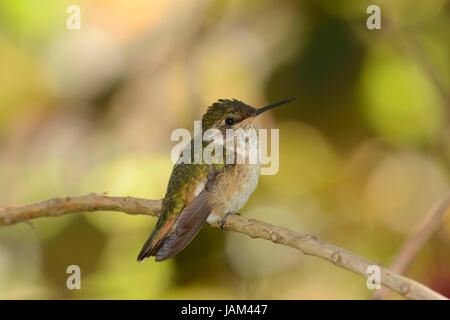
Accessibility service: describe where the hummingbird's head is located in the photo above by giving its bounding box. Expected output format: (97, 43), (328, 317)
(202, 98), (295, 131)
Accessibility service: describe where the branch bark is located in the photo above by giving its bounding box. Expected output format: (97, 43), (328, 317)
(0, 193), (447, 300)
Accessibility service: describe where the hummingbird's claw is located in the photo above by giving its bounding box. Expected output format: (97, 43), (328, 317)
(220, 212), (240, 229)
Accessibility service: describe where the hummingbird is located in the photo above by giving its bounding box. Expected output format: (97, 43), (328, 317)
(137, 98), (295, 262)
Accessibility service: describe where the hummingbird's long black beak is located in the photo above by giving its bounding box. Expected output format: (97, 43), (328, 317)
(252, 98), (296, 116)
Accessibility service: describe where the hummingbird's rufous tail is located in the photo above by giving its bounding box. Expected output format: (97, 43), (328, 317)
(137, 218), (176, 261)
(137, 189), (212, 262)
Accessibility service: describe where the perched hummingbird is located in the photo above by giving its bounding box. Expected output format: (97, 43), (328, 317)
(137, 98), (295, 262)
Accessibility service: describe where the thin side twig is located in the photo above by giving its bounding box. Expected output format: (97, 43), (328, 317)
(372, 190), (450, 299)
(0, 193), (447, 300)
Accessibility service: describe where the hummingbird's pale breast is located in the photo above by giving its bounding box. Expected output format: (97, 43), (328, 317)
(206, 117), (261, 224)
(206, 163), (260, 225)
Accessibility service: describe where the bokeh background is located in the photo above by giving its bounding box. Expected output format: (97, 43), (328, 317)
(0, 0), (449, 299)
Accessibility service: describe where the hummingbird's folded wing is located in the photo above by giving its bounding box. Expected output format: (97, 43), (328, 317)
(154, 179), (216, 262)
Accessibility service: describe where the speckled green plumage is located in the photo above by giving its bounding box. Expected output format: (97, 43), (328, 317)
(202, 99), (256, 129)
(161, 161), (218, 225)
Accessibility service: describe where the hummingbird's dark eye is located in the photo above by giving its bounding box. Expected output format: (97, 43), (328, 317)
(225, 117), (235, 126)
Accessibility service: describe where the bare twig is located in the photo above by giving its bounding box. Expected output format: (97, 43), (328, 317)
(372, 190), (450, 299)
(0, 193), (447, 300)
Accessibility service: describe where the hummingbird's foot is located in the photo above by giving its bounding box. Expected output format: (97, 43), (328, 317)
(220, 212), (241, 229)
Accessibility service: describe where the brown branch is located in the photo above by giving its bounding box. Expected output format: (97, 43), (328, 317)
(372, 190), (450, 300)
(0, 193), (447, 300)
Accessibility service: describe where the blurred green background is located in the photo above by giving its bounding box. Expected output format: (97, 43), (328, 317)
(0, 0), (449, 299)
